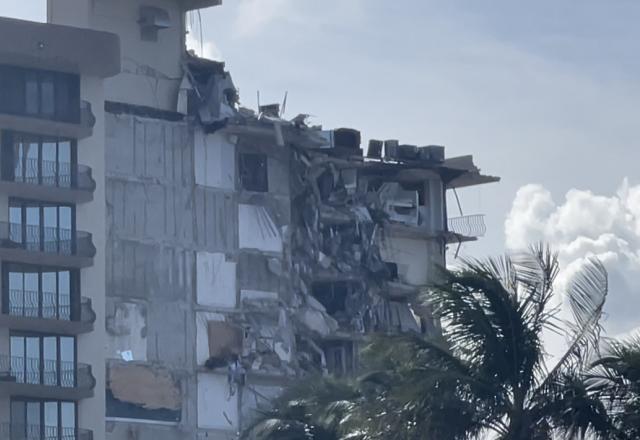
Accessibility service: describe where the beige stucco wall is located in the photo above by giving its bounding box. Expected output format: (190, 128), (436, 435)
(49, 0), (186, 111)
(76, 75), (107, 440)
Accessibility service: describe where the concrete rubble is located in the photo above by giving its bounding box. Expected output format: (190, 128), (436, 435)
(175, 52), (497, 381)
(102, 49), (498, 435)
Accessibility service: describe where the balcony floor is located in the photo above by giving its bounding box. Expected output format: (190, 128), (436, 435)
(0, 313), (93, 335)
(0, 180), (93, 204)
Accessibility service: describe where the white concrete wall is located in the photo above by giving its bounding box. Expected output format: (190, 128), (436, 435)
(49, 0), (186, 111)
(196, 251), (237, 309)
(197, 372), (239, 431)
(238, 205), (283, 253)
(194, 130), (236, 190)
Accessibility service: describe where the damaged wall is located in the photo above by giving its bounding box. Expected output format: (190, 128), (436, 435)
(106, 362), (182, 423)
(238, 204), (283, 253)
(196, 251), (237, 308)
(106, 302), (148, 361)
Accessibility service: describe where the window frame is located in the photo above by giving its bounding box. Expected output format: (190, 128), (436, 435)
(2, 262), (81, 321)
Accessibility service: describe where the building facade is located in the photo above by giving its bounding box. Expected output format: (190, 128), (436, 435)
(0, 15), (119, 440)
(0, 1), (498, 439)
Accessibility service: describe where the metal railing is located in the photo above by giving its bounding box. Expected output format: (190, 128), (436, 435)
(7, 290), (96, 324)
(0, 423), (93, 440)
(3, 158), (95, 192)
(0, 223), (95, 258)
(447, 214), (487, 238)
(0, 355), (95, 390)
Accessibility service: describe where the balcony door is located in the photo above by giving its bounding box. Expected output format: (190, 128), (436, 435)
(1, 132), (76, 188)
(9, 200), (75, 255)
(10, 399), (76, 440)
(4, 263), (79, 321)
(10, 334), (76, 388)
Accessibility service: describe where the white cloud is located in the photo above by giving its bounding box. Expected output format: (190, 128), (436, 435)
(186, 30), (222, 61)
(233, 0), (292, 38)
(505, 179), (640, 337)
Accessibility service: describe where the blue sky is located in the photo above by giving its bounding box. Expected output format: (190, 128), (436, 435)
(4, 1), (640, 335)
(194, 0), (640, 261)
(5, 0), (639, 257)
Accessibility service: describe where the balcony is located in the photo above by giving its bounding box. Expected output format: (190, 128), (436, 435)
(0, 159), (95, 204)
(0, 223), (95, 268)
(446, 214), (487, 243)
(0, 292), (95, 335)
(0, 355), (95, 400)
(0, 423), (93, 440)
(0, 101), (95, 141)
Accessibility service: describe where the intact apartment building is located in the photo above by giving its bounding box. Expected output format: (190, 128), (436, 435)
(0, 1), (498, 439)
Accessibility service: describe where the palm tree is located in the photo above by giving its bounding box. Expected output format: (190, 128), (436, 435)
(242, 376), (364, 440)
(362, 245), (614, 439)
(589, 336), (640, 439)
(244, 246), (615, 440)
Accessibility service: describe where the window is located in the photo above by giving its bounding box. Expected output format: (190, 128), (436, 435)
(11, 399), (76, 440)
(1, 131), (77, 187)
(10, 334), (76, 387)
(9, 199), (75, 254)
(3, 263), (79, 321)
(0, 65), (80, 123)
(239, 153), (268, 192)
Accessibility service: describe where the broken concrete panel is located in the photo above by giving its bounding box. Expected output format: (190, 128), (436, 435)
(237, 252), (282, 292)
(196, 312), (225, 365)
(194, 129), (236, 190)
(380, 236), (430, 286)
(240, 289), (279, 306)
(196, 252), (237, 308)
(197, 373), (239, 430)
(238, 204), (283, 253)
(106, 302), (148, 361)
(108, 363), (181, 411)
(379, 183), (420, 226)
(297, 309), (339, 337)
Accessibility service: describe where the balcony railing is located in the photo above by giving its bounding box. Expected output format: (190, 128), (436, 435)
(0, 223), (95, 258)
(447, 214), (487, 238)
(0, 355), (95, 390)
(4, 158), (96, 192)
(0, 423), (93, 440)
(7, 290), (96, 324)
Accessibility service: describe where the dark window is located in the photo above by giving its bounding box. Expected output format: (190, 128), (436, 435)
(11, 399), (77, 440)
(3, 263), (80, 321)
(239, 153), (268, 192)
(10, 333), (76, 387)
(9, 199), (75, 255)
(323, 341), (356, 377)
(0, 65), (80, 123)
(1, 131), (78, 187)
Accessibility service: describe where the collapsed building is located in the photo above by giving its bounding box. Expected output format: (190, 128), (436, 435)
(0, 1), (498, 439)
